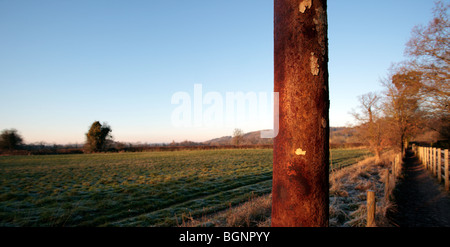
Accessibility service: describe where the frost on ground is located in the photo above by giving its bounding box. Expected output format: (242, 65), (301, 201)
(329, 151), (397, 227)
(179, 193), (272, 227)
(182, 151), (399, 227)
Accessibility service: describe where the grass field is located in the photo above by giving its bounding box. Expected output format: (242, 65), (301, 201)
(330, 148), (373, 170)
(0, 148), (372, 226)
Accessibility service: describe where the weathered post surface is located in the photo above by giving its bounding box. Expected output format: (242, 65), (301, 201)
(272, 0), (329, 227)
(367, 190), (376, 227)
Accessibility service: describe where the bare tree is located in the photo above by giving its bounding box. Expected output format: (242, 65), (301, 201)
(405, 1), (449, 138)
(232, 128), (244, 146)
(382, 69), (424, 152)
(352, 92), (384, 160)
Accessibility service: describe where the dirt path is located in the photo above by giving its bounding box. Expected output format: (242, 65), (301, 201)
(389, 149), (450, 227)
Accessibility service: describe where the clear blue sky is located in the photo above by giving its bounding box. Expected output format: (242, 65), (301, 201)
(0, 0), (436, 144)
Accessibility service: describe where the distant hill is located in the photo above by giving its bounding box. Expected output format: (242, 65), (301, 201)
(203, 130), (273, 146)
(203, 127), (359, 146)
(203, 136), (232, 146)
(330, 127), (359, 144)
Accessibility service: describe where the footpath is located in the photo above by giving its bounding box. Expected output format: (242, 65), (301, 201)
(389, 149), (450, 227)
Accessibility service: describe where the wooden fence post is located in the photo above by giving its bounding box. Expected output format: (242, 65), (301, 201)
(430, 147), (433, 175)
(395, 154), (398, 177)
(392, 156), (396, 179)
(419, 147), (422, 163)
(419, 147), (422, 162)
(422, 147), (425, 166)
(384, 169), (390, 201)
(430, 147), (432, 172)
(445, 149), (449, 191)
(429, 148), (431, 173)
(367, 190), (376, 227)
(420, 147), (423, 163)
(433, 148), (437, 177)
(421, 147), (424, 164)
(438, 148), (442, 184)
(423, 147), (426, 169)
(428, 148), (433, 173)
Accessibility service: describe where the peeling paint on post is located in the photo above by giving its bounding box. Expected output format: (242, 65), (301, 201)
(299, 0), (312, 13)
(310, 53), (320, 76)
(295, 148), (306, 156)
(272, 0), (329, 227)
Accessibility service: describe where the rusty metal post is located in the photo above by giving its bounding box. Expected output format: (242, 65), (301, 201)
(272, 0), (329, 227)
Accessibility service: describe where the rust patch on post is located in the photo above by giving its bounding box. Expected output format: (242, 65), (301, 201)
(310, 52), (319, 75)
(272, 0), (329, 227)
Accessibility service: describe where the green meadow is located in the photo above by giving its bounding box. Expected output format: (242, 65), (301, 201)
(0, 148), (371, 226)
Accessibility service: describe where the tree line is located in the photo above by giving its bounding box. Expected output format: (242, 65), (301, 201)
(351, 1), (449, 160)
(0, 121), (114, 154)
(0, 124), (272, 155)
